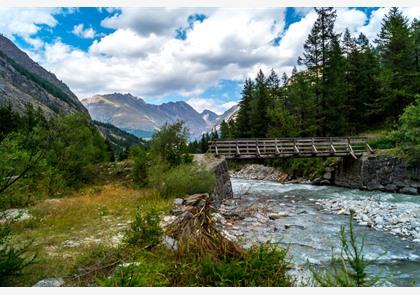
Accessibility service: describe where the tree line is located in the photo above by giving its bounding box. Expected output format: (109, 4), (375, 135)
(220, 7), (420, 139)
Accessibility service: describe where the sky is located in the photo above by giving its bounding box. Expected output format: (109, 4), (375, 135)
(0, 6), (419, 114)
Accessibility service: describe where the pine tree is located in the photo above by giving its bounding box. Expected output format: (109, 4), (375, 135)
(235, 78), (254, 137)
(323, 35), (347, 136)
(298, 7), (338, 135)
(251, 70), (269, 137)
(376, 7), (417, 123)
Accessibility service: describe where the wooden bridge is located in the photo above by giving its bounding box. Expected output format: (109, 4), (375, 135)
(208, 137), (373, 159)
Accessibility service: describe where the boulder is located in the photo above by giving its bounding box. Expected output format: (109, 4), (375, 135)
(399, 187), (418, 195)
(320, 180), (330, 185)
(384, 184), (398, 192)
(322, 172), (332, 180)
(33, 278), (64, 287)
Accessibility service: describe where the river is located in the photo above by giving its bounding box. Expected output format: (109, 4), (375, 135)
(224, 178), (420, 286)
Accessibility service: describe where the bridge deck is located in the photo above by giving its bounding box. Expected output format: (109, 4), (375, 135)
(208, 137), (373, 159)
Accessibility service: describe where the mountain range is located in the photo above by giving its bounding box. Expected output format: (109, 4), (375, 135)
(0, 34), (238, 142)
(82, 93), (238, 139)
(0, 34), (139, 153)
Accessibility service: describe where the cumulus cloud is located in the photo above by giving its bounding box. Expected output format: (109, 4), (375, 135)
(72, 24), (96, 39)
(0, 7), (57, 42)
(25, 7), (420, 114)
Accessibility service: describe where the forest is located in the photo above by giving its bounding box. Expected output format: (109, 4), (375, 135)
(216, 7), (419, 161)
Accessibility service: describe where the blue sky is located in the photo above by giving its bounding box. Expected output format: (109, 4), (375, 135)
(1, 6), (419, 114)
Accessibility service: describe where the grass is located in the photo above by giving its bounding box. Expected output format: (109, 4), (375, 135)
(6, 183), (173, 286)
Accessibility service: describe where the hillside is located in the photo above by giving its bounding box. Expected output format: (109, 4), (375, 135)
(0, 35), (87, 115)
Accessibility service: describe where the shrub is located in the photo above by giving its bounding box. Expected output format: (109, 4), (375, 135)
(198, 244), (292, 287)
(124, 208), (163, 248)
(96, 263), (169, 287)
(159, 164), (216, 198)
(309, 210), (382, 287)
(0, 222), (36, 286)
(150, 122), (192, 167)
(393, 96), (420, 163)
(129, 145), (150, 187)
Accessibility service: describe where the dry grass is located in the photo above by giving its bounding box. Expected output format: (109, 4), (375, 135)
(7, 183), (173, 286)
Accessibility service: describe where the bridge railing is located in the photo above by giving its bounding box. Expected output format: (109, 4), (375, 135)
(208, 137), (373, 159)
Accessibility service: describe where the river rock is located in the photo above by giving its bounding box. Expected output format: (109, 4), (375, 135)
(384, 184), (398, 192)
(413, 239), (420, 243)
(162, 235), (178, 251)
(174, 198), (184, 206)
(269, 212), (289, 220)
(320, 180), (330, 185)
(33, 278), (64, 287)
(284, 224), (305, 230)
(399, 187), (418, 195)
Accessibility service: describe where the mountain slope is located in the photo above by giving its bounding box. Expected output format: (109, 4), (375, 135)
(0, 34), (87, 115)
(82, 93), (238, 139)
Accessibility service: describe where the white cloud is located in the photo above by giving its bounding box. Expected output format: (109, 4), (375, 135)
(187, 97), (237, 114)
(26, 7), (420, 114)
(0, 7), (57, 43)
(72, 24), (96, 39)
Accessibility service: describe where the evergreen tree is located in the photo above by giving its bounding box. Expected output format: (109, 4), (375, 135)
(376, 7), (418, 122)
(413, 18), (420, 73)
(235, 78), (254, 137)
(251, 69), (269, 137)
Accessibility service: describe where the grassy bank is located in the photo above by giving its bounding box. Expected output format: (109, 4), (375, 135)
(6, 183), (173, 286)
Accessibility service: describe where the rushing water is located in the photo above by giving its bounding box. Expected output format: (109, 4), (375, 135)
(229, 178), (420, 286)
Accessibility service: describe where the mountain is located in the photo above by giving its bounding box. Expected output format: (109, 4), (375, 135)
(0, 34), (87, 115)
(0, 35), (138, 155)
(82, 93), (238, 139)
(201, 109), (219, 126)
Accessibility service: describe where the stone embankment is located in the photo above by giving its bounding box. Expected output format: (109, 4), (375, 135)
(333, 155), (420, 195)
(315, 197), (420, 242)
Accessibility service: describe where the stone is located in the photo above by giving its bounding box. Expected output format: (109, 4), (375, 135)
(323, 172), (332, 180)
(320, 180), (330, 185)
(311, 178), (321, 185)
(269, 212), (289, 220)
(384, 184), (398, 192)
(367, 182), (384, 191)
(337, 209), (346, 215)
(413, 239), (420, 243)
(284, 224), (305, 230)
(162, 235), (178, 251)
(0, 209), (32, 223)
(399, 187), (418, 195)
(33, 278), (64, 287)
(174, 198), (184, 206)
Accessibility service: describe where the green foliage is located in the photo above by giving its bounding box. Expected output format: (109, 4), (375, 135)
(158, 164), (216, 198)
(97, 263), (169, 287)
(271, 158), (332, 179)
(124, 208), (163, 248)
(150, 121), (192, 167)
(309, 210), (381, 287)
(169, 244), (292, 287)
(0, 222), (36, 286)
(45, 113), (110, 192)
(129, 145), (150, 187)
(393, 96), (420, 163)
(197, 244), (292, 286)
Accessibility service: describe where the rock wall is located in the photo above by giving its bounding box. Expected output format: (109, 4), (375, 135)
(193, 154), (233, 206)
(334, 154), (420, 195)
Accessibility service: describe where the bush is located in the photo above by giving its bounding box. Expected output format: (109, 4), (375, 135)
(97, 263), (169, 287)
(309, 210), (381, 287)
(0, 222), (36, 286)
(198, 244), (292, 286)
(159, 164), (216, 198)
(150, 122), (192, 167)
(393, 96), (420, 163)
(124, 208), (163, 248)
(129, 145), (150, 187)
